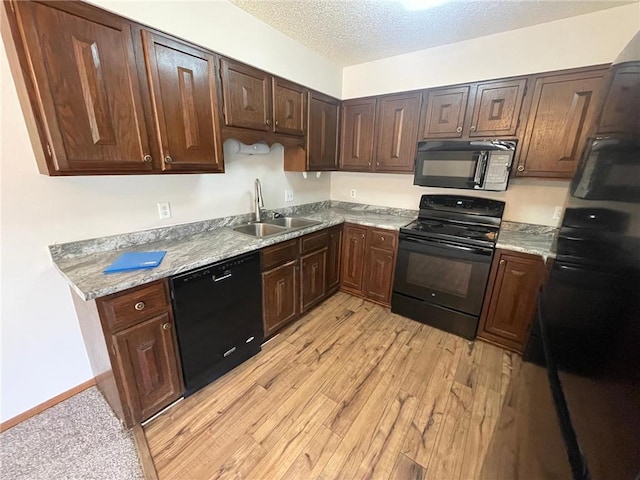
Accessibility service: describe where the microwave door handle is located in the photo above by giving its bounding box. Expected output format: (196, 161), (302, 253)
(478, 152), (488, 188)
(473, 152), (487, 187)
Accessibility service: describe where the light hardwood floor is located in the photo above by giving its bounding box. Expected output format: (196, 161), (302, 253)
(144, 292), (519, 479)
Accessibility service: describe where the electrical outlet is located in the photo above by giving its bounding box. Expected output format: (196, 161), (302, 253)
(552, 206), (563, 221)
(350, 189), (356, 198)
(157, 202), (171, 219)
(284, 190), (294, 202)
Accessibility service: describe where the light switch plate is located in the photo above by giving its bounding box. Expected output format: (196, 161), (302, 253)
(284, 190), (294, 202)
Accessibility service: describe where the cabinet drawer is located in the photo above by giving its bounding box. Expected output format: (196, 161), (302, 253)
(368, 229), (397, 251)
(301, 230), (329, 254)
(98, 280), (170, 333)
(261, 239), (299, 271)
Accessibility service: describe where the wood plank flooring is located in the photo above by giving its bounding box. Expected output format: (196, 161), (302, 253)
(144, 292), (519, 480)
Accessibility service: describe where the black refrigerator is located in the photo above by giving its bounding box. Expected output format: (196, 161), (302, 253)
(481, 33), (640, 480)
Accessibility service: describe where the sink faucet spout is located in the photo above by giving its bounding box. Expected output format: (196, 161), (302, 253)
(254, 178), (264, 222)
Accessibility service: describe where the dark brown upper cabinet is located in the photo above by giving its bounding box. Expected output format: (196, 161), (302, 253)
(375, 92), (422, 172)
(340, 92), (420, 173)
(597, 64), (640, 136)
(421, 86), (469, 138)
(308, 92), (340, 170)
(516, 68), (607, 178)
(420, 79), (526, 140)
(219, 58), (272, 132)
(340, 98), (377, 171)
(283, 90), (339, 172)
(6, 1), (153, 175)
(468, 79), (527, 137)
(273, 77), (306, 136)
(141, 31), (223, 173)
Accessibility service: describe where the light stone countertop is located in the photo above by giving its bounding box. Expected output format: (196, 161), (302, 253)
(50, 202), (417, 301)
(496, 221), (557, 260)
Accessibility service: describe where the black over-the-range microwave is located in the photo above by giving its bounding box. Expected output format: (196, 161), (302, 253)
(413, 140), (516, 191)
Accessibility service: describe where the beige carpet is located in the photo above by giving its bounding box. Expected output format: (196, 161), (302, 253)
(0, 387), (143, 479)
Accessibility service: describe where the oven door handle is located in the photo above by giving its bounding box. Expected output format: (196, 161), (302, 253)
(401, 236), (493, 256)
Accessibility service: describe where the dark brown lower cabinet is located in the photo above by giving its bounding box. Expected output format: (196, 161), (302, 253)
(261, 227), (340, 338)
(341, 224), (398, 307)
(478, 249), (546, 353)
(72, 279), (183, 428)
(112, 312), (182, 423)
(262, 259), (299, 338)
(301, 249), (327, 311)
(326, 226), (343, 293)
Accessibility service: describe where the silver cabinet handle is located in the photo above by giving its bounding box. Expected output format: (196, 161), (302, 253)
(499, 259), (506, 265)
(164, 156), (173, 164)
(162, 322), (172, 330)
(134, 302), (145, 311)
(265, 119), (271, 126)
(275, 120), (279, 126)
(456, 126), (463, 133)
(142, 154), (152, 163)
(470, 126), (477, 132)
(517, 165), (525, 172)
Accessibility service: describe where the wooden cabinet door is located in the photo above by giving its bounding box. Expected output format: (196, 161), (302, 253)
(12, 1), (152, 174)
(220, 58), (271, 131)
(142, 31), (223, 172)
(340, 99), (376, 171)
(469, 79), (527, 137)
(301, 249), (327, 312)
(273, 78), (306, 136)
(308, 92), (340, 170)
(375, 92), (421, 173)
(421, 86), (469, 139)
(112, 312), (182, 424)
(479, 251), (544, 352)
(326, 226), (343, 292)
(597, 65), (640, 136)
(341, 225), (367, 292)
(516, 69), (606, 178)
(262, 260), (298, 337)
(363, 246), (396, 305)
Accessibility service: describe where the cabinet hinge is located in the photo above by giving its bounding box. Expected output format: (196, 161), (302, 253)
(46, 143), (52, 158)
(111, 344), (117, 356)
(8, 0), (15, 13)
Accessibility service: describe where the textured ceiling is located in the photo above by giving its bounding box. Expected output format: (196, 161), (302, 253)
(230, 0), (634, 66)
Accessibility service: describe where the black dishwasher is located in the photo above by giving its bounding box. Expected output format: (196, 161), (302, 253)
(169, 252), (263, 396)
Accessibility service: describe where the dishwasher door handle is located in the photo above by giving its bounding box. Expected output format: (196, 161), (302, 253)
(223, 346), (237, 357)
(213, 271), (232, 282)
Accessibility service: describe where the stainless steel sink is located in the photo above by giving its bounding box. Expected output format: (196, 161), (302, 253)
(231, 217), (321, 238)
(232, 223), (288, 238)
(264, 217), (321, 229)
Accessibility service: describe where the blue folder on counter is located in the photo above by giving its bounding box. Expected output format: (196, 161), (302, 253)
(103, 251), (167, 274)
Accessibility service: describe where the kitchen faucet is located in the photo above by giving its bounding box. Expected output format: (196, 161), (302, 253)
(254, 178), (263, 222)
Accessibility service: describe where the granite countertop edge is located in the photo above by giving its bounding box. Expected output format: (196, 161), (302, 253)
(52, 203), (417, 301)
(51, 203), (558, 301)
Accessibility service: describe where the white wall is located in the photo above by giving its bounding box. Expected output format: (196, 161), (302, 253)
(331, 174), (569, 226)
(337, 4), (640, 226)
(0, 1), (340, 423)
(342, 3), (640, 98)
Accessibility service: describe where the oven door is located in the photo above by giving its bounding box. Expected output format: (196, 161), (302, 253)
(393, 235), (493, 315)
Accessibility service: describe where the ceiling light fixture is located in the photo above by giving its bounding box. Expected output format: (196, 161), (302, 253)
(399, 0), (453, 11)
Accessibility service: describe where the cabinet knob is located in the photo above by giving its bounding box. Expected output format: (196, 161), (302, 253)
(517, 165), (525, 172)
(164, 156), (173, 164)
(361, 233), (365, 239)
(134, 301), (145, 311)
(265, 119), (271, 126)
(499, 259), (506, 265)
(162, 322), (172, 330)
(275, 120), (279, 126)
(470, 126), (477, 132)
(142, 154), (152, 163)
(456, 126), (463, 133)
(380, 236), (385, 241)
(368, 161), (371, 166)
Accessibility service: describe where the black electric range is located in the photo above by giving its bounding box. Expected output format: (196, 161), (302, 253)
(392, 194), (505, 339)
